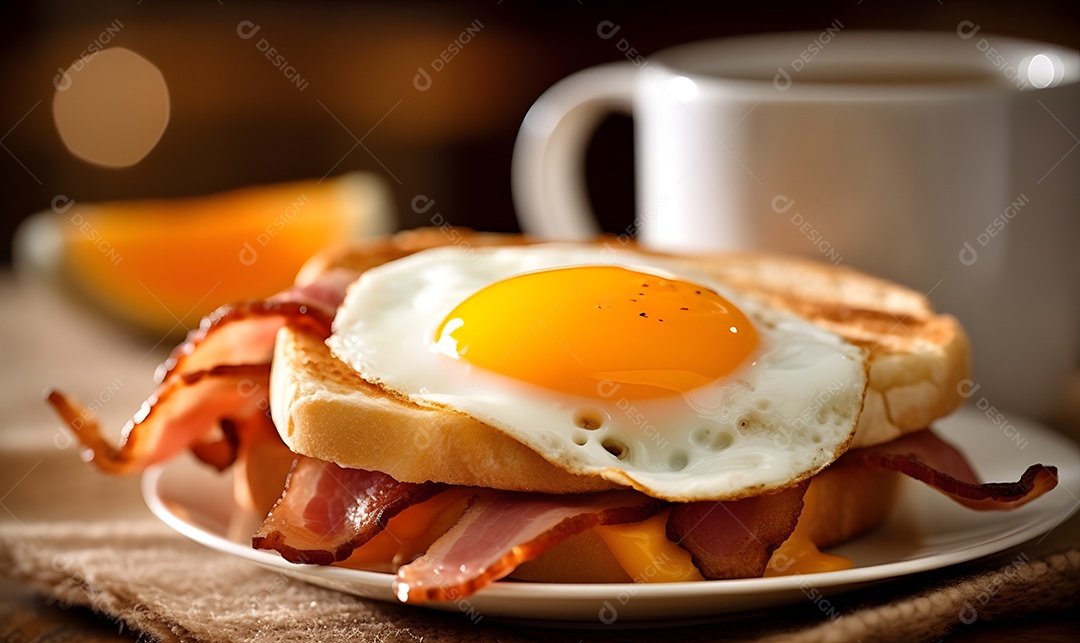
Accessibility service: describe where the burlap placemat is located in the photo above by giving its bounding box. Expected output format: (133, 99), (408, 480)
(1, 518), (1077, 643)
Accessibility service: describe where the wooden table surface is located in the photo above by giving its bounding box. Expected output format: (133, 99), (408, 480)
(2, 273), (1079, 642)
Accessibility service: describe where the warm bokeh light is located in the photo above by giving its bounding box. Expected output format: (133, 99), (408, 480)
(52, 47), (170, 168)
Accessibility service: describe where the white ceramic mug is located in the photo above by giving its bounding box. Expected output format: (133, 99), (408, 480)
(512, 29), (1080, 421)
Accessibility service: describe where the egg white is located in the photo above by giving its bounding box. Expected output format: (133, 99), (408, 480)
(328, 244), (867, 501)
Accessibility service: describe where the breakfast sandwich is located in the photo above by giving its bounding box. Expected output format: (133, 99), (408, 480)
(49, 229), (1058, 603)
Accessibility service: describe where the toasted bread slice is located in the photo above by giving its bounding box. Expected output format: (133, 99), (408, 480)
(665, 251), (971, 449)
(272, 324), (616, 493)
(271, 229), (969, 492)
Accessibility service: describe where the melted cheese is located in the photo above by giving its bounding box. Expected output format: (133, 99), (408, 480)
(593, 509), (704, 582)
(763, 531), (852, 576)
(764, 479), (853, 576)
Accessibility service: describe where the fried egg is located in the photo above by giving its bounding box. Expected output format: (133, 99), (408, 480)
(328, 245), (867, 501)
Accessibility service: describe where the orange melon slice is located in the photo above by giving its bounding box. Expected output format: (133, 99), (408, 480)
(16, 173), (392, 336)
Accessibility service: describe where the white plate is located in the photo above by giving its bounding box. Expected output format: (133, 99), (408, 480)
(143, 406), (1080, 624)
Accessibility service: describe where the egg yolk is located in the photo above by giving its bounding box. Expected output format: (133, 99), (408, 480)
(432, 266), (758, 399)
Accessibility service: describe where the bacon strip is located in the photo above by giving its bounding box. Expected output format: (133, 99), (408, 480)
(188, 418), (242, 471)
(838, 428), (1058, 510)
(47, 268), (358, 474)
(394, 491), (665, 603)
(155, 267), (357, 382)
(666, 481), (809, 580)
(48, 364), (271, 474)
(253, 457), (445, 565)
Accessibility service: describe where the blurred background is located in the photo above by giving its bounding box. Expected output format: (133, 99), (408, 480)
(2, 0), (1080, 346)
(4, 0), (1080, 259)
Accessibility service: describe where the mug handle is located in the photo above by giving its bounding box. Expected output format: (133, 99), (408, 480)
(512, 63), (636, 240)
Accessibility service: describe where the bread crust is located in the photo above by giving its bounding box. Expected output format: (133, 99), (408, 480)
(272, 229), (969, 493)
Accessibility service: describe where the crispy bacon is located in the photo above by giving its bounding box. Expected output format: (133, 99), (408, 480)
(48, 364), (271, 474)
(394, 491), (665, 603)
(252, 457), (445, 565)
(838, 428), (1058, 510)
(155, 267), (358, 382)
(666, 481), (809, 580)
(47, 268), (358, 474)
(188, 418), (242, 471)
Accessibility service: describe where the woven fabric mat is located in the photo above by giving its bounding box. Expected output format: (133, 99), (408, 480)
(1, 518), (1078, 643)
